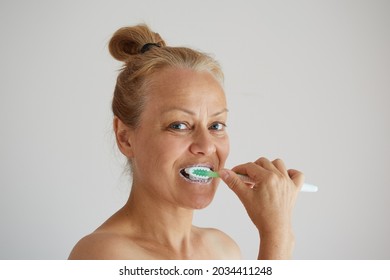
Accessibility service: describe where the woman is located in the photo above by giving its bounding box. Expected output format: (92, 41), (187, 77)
(68, 24), (304, 260)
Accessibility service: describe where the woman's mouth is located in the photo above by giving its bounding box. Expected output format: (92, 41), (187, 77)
(179, 165), (214, 184)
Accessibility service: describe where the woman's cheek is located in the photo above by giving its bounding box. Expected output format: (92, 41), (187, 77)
(218, 135), (230, 164)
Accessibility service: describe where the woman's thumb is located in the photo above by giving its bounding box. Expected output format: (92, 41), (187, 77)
(219, 169), (248, 200)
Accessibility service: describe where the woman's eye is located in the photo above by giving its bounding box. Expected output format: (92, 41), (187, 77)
(209, 122), (226, 131)
(169, 122), (189, 130)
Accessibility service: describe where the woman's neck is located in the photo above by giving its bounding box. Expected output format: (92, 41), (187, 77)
(123, 184), (195, 256)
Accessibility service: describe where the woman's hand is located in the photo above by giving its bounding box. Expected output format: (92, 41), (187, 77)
(219, 157), (304, 259)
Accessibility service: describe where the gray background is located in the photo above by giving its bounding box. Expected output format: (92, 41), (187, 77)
(1, 0), (389, 259)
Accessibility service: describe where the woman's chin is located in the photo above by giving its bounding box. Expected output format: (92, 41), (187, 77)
(188, 198), (214, 210)
(183, 187), (217, 209)
(176, 177), (220, 209)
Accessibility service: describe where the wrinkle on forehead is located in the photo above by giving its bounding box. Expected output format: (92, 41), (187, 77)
(143, 68), (227, 117)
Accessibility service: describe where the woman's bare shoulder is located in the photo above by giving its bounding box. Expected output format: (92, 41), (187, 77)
(68, 231), (144, 260)
(195, 227), (242, 259)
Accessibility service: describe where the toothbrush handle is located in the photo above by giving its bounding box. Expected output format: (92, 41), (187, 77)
(301, 183), (318, 192)
(236, 174), (318, 192)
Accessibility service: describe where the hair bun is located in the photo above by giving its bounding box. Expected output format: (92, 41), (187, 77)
(109, 24), (166, 62)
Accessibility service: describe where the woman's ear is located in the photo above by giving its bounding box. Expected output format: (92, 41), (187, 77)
(113, 116), (134, 158)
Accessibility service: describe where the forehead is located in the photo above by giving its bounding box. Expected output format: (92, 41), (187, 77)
(145, 67), (226, 111)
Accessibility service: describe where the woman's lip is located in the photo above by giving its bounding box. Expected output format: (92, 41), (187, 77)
(180, 163), (215, 171)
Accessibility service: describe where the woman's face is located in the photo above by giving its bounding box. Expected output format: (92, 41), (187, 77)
(128, 67), (229, 209)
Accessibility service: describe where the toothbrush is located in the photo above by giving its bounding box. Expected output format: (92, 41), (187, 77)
(185, 167), (318, 192)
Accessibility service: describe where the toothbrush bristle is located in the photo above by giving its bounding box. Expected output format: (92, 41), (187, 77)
(192, 169), (210, 177)
(190, 168), (219, 178)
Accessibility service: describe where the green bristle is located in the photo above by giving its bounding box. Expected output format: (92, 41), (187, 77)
(191, 169), (220, 178)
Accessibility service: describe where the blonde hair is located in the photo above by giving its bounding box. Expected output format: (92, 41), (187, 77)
(109, 24), (224, 128)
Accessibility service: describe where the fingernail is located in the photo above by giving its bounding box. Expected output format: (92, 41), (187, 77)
(219, 169), (230, 180)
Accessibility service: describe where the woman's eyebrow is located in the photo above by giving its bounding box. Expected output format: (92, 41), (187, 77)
(212, 108), (229, 117)
(161, 108), (229, 116)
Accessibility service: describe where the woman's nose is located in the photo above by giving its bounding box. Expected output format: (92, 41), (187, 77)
(189, 128), (216, 156)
